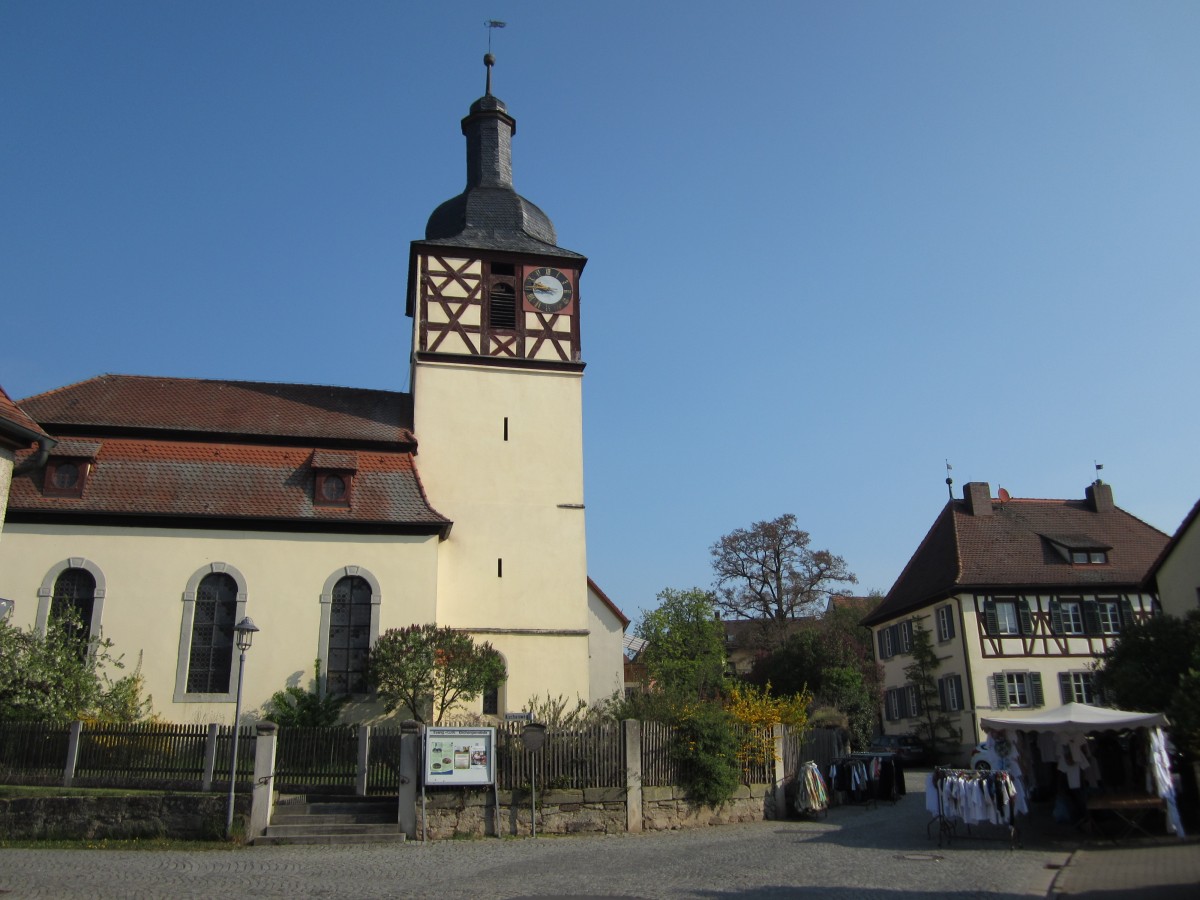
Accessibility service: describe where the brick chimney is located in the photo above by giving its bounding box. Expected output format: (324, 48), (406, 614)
(964, 482), (993, 516)
(1086, 480), (1114, 513)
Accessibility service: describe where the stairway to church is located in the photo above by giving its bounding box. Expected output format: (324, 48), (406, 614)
(254, 794), (406, 846)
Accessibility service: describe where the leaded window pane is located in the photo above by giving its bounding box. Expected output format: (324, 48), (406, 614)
(187, 573), (237, 694)
(51, 568), (96, 640)
(327, 576), (371, 694)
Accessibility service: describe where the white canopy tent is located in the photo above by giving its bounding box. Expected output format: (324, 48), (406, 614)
(981, 701), (1168, 735)
(980, 702), (1182, 837)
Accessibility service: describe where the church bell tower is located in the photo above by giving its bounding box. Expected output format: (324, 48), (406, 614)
(406, 55), (590, 708)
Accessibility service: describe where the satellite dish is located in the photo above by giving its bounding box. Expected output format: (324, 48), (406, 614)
(998, 488), (1011, 503)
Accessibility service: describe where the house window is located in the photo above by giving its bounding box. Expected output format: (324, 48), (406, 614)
(939, 674), (964, 712)
(898, 621), (913, 654)
(1071, 550), (1108, 564)
(1060, 601), (1084, 635)
(1059, 671), (1096, 704)
(186, 573), (238, 694)
(996, 601), (1020, 635)
(904, 684), (920, 717)
(936, 605), (955, 642)
(1097, 601), (1121, 635)
(878, 628), (894, 659)
(326, 576), (372, 695)
(992, 671), (1044, 709)
(886, 689), (901, 721)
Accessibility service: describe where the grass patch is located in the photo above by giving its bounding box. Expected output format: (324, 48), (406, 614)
(0, 785), (207, 799)
(0, 836), (242, 851)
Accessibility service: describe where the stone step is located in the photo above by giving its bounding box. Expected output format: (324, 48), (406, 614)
(270, 812), (395, 826)
(254, 831), (407, 846)
(265, 822), (405, 837)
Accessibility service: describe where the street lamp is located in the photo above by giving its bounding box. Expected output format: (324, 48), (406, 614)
(225, 616), (259, 839)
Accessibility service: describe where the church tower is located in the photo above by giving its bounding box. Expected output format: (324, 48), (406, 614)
(406, 56), (590, 708)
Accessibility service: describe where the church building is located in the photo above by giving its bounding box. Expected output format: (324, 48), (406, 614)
(0, 57), (626, 722)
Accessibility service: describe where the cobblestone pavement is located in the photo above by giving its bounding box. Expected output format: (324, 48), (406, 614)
(0, 781), (1078, 900)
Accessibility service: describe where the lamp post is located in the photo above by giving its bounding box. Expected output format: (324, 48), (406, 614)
(225, 616), (259, 839)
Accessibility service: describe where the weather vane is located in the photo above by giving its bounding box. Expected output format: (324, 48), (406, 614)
(945, 459), (954, 499)
(485, 19), (506, 53)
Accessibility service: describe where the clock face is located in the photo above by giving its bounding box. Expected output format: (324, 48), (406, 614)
(523, 267), (573, 313)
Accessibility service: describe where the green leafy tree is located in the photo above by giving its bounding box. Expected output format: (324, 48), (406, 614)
(710, 514), (857, 641)
(903, 620), (960, 757)
(264, 659), (349, 727)
(635, 588), (728, 700)
(367, 624), (505, 724)
(0, 615), (151, 722)
(1095, 610), (1200, 755)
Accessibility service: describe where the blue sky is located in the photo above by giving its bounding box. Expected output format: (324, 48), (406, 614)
(5, 2), (1199, 624)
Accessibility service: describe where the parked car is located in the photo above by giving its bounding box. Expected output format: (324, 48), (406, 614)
(969, 741), (1000, 771)
(867, 733), (928, 765)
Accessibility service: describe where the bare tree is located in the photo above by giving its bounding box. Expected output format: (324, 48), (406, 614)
(710, 514), (856, 641)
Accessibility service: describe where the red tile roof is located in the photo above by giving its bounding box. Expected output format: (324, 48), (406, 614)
(20, 375), (414, 448)
(8, 438), (449, 532)
(0, 383), (50, 449)
(862, 488), (1169, 627)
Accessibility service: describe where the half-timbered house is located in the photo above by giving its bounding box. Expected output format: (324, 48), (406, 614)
(861, 480), (1169, 762)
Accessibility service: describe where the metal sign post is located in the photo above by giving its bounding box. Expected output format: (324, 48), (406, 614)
(521, 723), (547, 838)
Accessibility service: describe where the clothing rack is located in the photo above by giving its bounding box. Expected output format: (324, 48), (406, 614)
(828, 753), (902, 808)
(926, 766), (1023, 849)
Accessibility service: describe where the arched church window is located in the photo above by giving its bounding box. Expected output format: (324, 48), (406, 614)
(186, 573), (238, 694)
(327, 575), (372, 694)
(50, 567), (96, 646)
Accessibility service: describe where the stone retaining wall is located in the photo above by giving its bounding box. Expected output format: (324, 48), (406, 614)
(420, 785), (774, 839)
(0, 794), (245, 841)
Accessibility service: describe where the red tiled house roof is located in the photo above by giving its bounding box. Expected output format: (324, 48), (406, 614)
(9, 375), (448, 535)
(861, 482), (1169, 628)
(0, 383), (51, 452)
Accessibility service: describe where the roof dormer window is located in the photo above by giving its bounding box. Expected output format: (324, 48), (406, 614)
(1041, 533), (1111, 566)
(42, 440), (101, 498)
(312, 450), (357, 509)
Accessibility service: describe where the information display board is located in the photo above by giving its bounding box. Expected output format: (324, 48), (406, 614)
(424, 727), (496, 786)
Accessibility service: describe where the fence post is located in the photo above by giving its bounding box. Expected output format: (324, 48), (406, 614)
(63, 721), (83, 787)
(248, 721), (278, 842)
(397, 720), (423, 838)
(356, 725), (371, 797)
(202, 723), (220, 792)
(771, 724), (787, 819)
(623, 719), (642, 833)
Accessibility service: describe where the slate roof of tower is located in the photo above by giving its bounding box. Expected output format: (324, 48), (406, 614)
(861, 493), (1169, 627)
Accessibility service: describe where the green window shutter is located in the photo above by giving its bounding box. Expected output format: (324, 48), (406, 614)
(984, 598), (998, 635)
(877, 629), (887, 660)
(1048, 599), (1063, 635)
(1058, 671), (1072, 703)
(952, 675), (963, 711)
(1119, 598), (1136, 629)
(1019, 599), (1034, 635)
(990, 674), (1007, 709)
(938, 677), (948, 712)
(1082, 601), (1101, 635)
(1029, 672), (1044, 707)
(944, 606), (955, 640)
